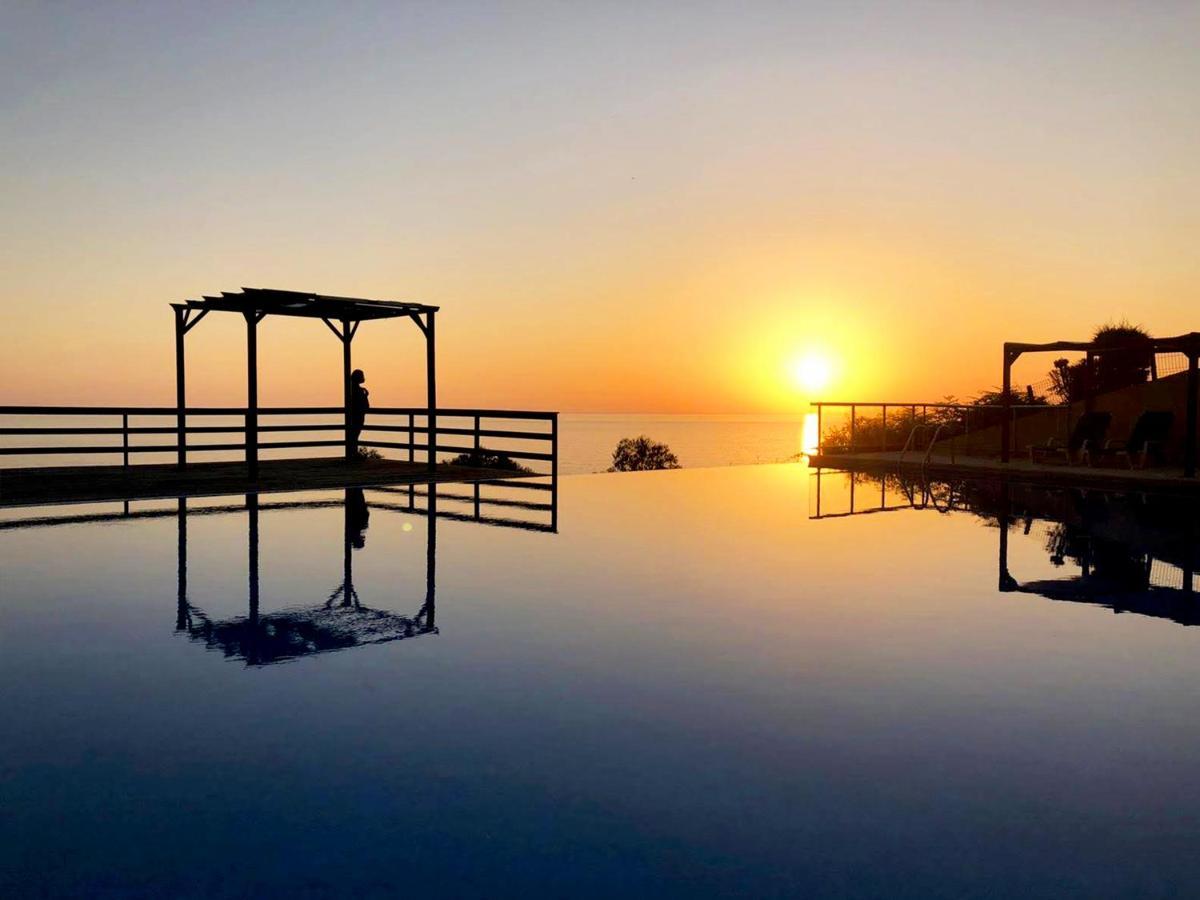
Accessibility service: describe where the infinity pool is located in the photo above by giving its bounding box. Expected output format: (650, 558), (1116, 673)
(1, 465), (1198, 898)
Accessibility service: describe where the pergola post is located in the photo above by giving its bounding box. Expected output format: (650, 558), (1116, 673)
(1185, 350), (1198, 478)
(343, 488), (353, 601)
(246, 492), (260, 665)
(997, 486), (1018, 591)
(245, 311), (259, 480)
(342, 318), (353, 459)
(176, 497), (188, 630)
(1083, 350), (1095, 415)
(1000, 345), (1017, 463)
(426, 310), (437, 472)
(425, 485), (437, 628)
(174, 307), (187, 469)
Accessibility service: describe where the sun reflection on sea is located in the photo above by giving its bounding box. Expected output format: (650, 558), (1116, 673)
(801, 412), (819, 456)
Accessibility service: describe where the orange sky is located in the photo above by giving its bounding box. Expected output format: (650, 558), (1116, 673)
(2, 4), (1197, 413)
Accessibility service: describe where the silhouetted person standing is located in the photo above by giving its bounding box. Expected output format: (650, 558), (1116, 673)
(349, 368), (369, 456)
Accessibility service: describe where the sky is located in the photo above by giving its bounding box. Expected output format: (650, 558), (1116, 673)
(1, 1), (1197, 412)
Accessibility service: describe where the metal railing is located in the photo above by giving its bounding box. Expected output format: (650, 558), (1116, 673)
(0, 405), (558, 478)
(811, 401), (1063, 458)
(898, 422), (957, 467)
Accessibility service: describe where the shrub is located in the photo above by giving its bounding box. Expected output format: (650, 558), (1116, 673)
(1047, 320), (1153, 403)
(608, 436), (681, 472)
(444, 450), (532, 473)
(1092, 320), (1153, 394)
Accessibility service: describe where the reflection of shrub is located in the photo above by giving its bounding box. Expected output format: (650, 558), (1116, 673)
(444, 450), (532, 473)
(608, 436), (681, 472)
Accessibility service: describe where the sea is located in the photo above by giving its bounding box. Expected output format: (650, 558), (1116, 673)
(0, 412), (819, 474)
(556, 413), (815, 474)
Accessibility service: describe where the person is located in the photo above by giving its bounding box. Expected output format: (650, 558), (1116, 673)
(348, 369), (369, 455)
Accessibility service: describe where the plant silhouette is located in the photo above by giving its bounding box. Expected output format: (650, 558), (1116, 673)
(609, 436), (681, 471)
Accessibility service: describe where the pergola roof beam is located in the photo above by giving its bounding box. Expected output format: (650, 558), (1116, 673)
(183, 287), (437, 322)
(1005, 331), (1200, 356)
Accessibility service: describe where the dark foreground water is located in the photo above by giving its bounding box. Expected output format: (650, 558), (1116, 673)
(1, 466), (1198, 898)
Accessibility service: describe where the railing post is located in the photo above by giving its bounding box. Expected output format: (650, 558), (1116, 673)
(881, 405), (887, 452)
(408, 412), (415, 463)
(850, 405), (856, 452)
(1185, 351), (1198, 478)
(473, 414), (481, 459)
(815, 403), (822, 455)
(121, 413), (129, 468)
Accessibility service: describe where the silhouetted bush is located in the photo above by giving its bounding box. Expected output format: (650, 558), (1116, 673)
(608, 436), (681, 471)
(1047, 320), (1153, 403)
(443, 450), (532, 473)
(355, 447), (384, 461)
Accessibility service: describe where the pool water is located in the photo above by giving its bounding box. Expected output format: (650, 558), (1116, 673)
(1, 465), (1197, 898)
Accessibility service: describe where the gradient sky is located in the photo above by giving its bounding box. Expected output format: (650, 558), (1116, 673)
(2, 2), (1197, 412)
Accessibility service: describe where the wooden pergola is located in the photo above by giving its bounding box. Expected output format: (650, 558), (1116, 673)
(171, 287), (439, 477)
(1001, 331), (1200, 476)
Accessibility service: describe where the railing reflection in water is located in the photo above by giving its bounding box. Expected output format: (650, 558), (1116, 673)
(1, 477), (557, 665)
(809, 467), (1198, 626)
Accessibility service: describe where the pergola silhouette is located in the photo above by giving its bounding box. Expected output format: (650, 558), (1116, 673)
(171, 287), (439, 477)
(1000, 331), (1199, 476)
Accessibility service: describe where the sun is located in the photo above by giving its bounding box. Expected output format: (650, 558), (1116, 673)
(789, 352), (834, 394)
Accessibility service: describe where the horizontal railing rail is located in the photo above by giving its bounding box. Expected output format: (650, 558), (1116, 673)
(0, 405), (558, 480)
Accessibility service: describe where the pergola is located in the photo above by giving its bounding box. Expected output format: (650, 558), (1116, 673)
(1001, 331), (1200, 476)
(170, 287), (439, 477)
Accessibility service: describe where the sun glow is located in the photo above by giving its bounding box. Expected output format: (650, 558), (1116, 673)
(789, 352), (834, 394)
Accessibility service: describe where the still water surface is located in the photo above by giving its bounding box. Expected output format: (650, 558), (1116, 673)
(1, 465), (1197, 898)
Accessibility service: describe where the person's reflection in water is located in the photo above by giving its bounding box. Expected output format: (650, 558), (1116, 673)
(346, 487), (369, 549)
(330, 488), (369, 608)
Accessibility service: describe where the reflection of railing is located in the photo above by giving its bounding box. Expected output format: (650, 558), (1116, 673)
(811, 401), (1063, 458)
(0, 405), (558, 477)
(808, 466), (1197, 619)
(1, 478), (559, 665)
(808, 467), (963, 519)
(0, 478), (557, 534)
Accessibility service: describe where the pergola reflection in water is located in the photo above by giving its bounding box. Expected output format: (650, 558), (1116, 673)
(809, 467), (1199, 627)
(1, 478), (557, 666)
(177, 488), (440, 666)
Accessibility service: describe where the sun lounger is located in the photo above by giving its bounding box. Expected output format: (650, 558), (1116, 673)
(1028, 411), (1110, 465)
(1080, 410), (1173, 469)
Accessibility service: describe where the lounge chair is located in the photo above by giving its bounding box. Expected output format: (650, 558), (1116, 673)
(1028, 411), (1110, 465)
(1080, 410), (1173, 469)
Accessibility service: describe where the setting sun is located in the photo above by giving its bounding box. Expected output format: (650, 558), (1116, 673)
(790, 353), (834, 394)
